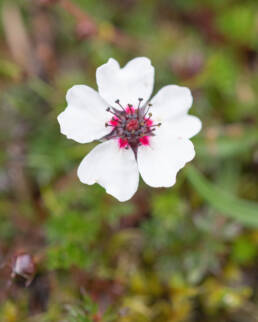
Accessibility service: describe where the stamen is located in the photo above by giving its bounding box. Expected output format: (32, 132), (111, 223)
(136, 98), (142, 118)
(137, 97), (143, 109)
(144, 103), (152, 117)
(106, 107), (122, 120)
(149, 122), (161, 127)
(115, 99), (126, 113)
(128, 104), (134, 114)
(145, 112), (152, 122)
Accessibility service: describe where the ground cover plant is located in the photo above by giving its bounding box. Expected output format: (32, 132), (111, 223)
(0, 0), (258, 321)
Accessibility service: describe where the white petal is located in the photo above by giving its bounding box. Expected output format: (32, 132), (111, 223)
(150, 85), (193, 123)
(137, 132), (195, 188)
(57, 85), (111, 144)
(162, 115), (202, 139)
(78, 140), (139, 202)
(96, 57), (154, 108)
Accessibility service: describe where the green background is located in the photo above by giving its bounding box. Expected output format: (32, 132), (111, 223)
(0, 0), (258, 321)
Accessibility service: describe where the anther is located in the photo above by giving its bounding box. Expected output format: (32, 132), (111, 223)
(145, 112), (153, 122)
(144, 104), (152, 117)
(150, 122), (162, 128)
(127, 104), (134, 114)
(115, 99), (126, 113)
(138, 98), (143, 108)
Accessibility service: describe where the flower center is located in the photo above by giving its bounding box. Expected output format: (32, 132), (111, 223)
(126, 119), (139, 131)
(104, 98), (161, 151)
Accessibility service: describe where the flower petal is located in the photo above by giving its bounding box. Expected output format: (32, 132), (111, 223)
(150, 85), (193, 123)
(77, 140), (139, 202)
(96, 57), (154, 108)
(57, 85), (111, 144)
(137, 132), (195, 188)
(162, 115), (202, 139)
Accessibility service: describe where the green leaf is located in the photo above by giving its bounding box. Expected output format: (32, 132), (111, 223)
(186, 166), (258, 227)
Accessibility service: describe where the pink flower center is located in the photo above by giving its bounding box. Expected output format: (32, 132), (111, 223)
(126, 119), (139, 131)
(104, 98), (161, 151)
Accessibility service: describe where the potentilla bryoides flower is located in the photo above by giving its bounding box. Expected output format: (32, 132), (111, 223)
(57, 57), (201, 202)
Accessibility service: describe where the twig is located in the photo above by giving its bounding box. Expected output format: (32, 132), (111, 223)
(1, 2), (38, 76)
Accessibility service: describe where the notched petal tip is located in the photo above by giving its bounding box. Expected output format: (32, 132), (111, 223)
(183, 138), (196, 162)
(96, 56), (155, 107)
(65, 84), (85, 103)
(96, 58), (120, 75)
(191, 116), (202, 138)
(57, 111), (70, 138)
(126, 56), (153, 66)
(166, 84), (193, 108)
(107, 57), (120, 66)
(150, 84), (194, 123)
(105, 187), (133, 202)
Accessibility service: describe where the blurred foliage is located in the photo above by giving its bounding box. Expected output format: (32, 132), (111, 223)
(0, 0), (258, 321)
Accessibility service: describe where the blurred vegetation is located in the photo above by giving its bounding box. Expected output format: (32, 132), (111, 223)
(0, 0), (258, 321)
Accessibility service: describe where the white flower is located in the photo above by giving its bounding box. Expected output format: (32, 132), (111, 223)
(57, 57), (202, 202)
